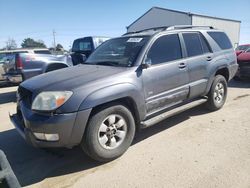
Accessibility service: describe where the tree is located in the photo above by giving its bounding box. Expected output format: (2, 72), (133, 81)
(56, 43), (64, 51)
(21, 38), (47, 48)
(5, 38), (17, 50)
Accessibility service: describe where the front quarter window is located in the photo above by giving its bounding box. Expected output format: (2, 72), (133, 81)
(86, 36), (149, 67)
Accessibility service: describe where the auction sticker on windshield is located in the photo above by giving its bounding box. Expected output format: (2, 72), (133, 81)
(127, 38), (143, 43)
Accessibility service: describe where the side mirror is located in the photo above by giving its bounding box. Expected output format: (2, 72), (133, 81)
(141, 57), (152, 69)
(81, 54), (87, 63)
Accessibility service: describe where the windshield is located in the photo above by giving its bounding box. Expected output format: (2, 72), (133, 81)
(236, 45), (250, 51)
(85, 36), (149, 67)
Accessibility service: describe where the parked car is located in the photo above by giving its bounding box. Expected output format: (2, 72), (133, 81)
(2, 52), (72, 84)
(10, 26), (238, 162)
(71, 36), (110, 65)
(234, 48), (250, 80)
(0, 49), (52, 84)
(235, 44), (250, 56)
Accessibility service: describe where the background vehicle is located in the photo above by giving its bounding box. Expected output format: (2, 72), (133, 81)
(235, 48), (250, 80)
(71, 36), (110, 65)
(0, 49), (52, 84)
(11, 26), (238, 162)
(2, 52), (72, 84)
(235, 44), (250, 56)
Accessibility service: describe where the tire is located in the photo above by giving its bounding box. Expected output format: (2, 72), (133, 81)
(81, 103), (136, 162)
(205, 75), (227, 111)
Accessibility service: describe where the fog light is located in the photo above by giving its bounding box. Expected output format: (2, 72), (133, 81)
(34, 133), (59, 141)
(34, 133), (46, 140)
(44, 134), (59, 141)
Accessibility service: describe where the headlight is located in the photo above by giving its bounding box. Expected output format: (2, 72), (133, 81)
(32, 91), (73, 111)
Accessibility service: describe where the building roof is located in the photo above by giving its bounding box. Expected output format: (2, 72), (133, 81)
(127, 7), (241, 29)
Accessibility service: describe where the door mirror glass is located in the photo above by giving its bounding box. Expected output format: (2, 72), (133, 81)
(81, 54), (87, 63)
(142, 57), (152, 69)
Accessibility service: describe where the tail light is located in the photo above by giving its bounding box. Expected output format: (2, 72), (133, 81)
(16, 54), (23, 69)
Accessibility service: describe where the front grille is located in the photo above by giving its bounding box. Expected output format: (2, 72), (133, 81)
(18, 86), (33, 108)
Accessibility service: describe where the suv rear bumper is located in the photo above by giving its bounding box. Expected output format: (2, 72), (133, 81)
(10, 101), (92, 148)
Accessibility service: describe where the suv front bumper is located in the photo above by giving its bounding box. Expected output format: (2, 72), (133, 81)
(10, 101), (91, 148)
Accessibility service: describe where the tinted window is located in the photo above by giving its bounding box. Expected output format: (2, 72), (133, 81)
(199, 34), (211, 53)
(72, 38), (93, 52)
(148, 34), (182, 65)
(183, 33), (203, 57)
(208, 32), (232, 50)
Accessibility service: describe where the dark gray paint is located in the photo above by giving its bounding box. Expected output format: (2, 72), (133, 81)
(12, 28), (238, 148)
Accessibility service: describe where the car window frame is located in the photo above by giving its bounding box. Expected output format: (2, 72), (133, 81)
(143, 33), (184, 67)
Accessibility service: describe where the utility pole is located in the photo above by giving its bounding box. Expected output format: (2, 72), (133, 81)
(53, 29), (56, 50)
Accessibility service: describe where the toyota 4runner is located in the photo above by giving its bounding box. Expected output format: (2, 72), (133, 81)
(10, 25), (238, 162)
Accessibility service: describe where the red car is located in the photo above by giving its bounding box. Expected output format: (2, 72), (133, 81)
(235, 48), (250, 80)
(235, 44), (250, 56)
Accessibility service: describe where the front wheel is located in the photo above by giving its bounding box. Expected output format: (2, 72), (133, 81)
(205, 75), (227, 111)
(81, 103), (135, 162)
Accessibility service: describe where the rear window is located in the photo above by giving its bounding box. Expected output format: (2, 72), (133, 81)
(208, 32), (232, 50)
(34, 50), (51, 54)
(72, 38), (93, 52)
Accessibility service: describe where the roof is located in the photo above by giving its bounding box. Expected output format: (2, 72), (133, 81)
(127, 7), (241, 29)
(0, 48), (49, 54)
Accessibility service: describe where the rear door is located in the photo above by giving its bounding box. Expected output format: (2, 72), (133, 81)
(181, 32), (213, 98)
(142, 33), (189, 114)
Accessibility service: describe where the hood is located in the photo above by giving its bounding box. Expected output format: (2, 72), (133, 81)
(237, 52), (250, 62)
(21, 64), (127, 92)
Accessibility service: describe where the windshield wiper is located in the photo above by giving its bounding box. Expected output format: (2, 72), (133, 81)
(94, 61), (120, 66)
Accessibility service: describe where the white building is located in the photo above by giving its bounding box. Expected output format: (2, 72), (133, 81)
(127, 7), (241, 47)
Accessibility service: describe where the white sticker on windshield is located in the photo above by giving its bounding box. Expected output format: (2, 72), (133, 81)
(127, 38), (143, 43)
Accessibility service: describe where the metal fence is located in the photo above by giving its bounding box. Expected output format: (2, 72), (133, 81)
(0, 150), (20, 188)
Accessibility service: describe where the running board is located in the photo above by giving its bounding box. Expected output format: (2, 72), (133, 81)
(141, 98), (207, 128)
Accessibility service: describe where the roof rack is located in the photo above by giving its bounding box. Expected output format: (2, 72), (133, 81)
(124, 25), (214, 35)
(166, 25), (214, 30)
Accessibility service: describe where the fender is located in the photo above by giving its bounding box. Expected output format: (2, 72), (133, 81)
(204, 64), (229, 95)
(79, 83), (147, 120)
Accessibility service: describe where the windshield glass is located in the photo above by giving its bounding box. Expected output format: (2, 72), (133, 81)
(236, 45), (250, 51)
(85, 36), (149, 67)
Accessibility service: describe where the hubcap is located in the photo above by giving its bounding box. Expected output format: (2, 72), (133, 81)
(214, 82), (225, 103)
(98, 114), (127, 150)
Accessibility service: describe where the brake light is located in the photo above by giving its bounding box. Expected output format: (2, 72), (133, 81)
(16, 55), (23, 69)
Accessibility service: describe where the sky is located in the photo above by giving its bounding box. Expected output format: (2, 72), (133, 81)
(0, 0), (249, 50)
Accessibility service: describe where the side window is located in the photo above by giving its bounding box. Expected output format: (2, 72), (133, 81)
(147, 34), (182, 65)
(207, 32), (232, 50)
(199, 34), (211, 53)
(183, 33), (203, 57)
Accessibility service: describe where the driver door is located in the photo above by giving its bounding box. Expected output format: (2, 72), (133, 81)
(142, 34), (189, 114)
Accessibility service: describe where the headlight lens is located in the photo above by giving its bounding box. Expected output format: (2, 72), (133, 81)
(32, 91), (73, 111)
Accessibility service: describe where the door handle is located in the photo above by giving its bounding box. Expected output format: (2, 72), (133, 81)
(206, 56), (213, 61)
(178, 63), (186, 69)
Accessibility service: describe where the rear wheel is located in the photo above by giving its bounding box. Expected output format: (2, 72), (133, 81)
(81, 103), (135, 162)
(205, 75), (227, 111)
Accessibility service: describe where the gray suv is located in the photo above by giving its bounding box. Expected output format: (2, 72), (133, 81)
(10, 26), (238, 162)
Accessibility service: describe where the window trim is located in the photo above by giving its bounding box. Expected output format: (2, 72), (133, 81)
(143, 33), (184, 67)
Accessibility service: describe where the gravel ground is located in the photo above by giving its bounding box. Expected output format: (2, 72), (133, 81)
(0, 80), (249, 188)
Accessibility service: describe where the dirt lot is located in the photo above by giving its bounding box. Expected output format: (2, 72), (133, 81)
(0, 81), (250, 188)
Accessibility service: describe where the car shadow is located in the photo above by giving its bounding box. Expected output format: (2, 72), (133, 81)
(0, 91), (16, 105)
(228, 79), (250, 88)
(0, 105), (209, 187)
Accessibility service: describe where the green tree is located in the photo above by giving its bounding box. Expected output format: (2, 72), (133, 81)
(21, 38), (47, 48)
(56, 43), (64, 51)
